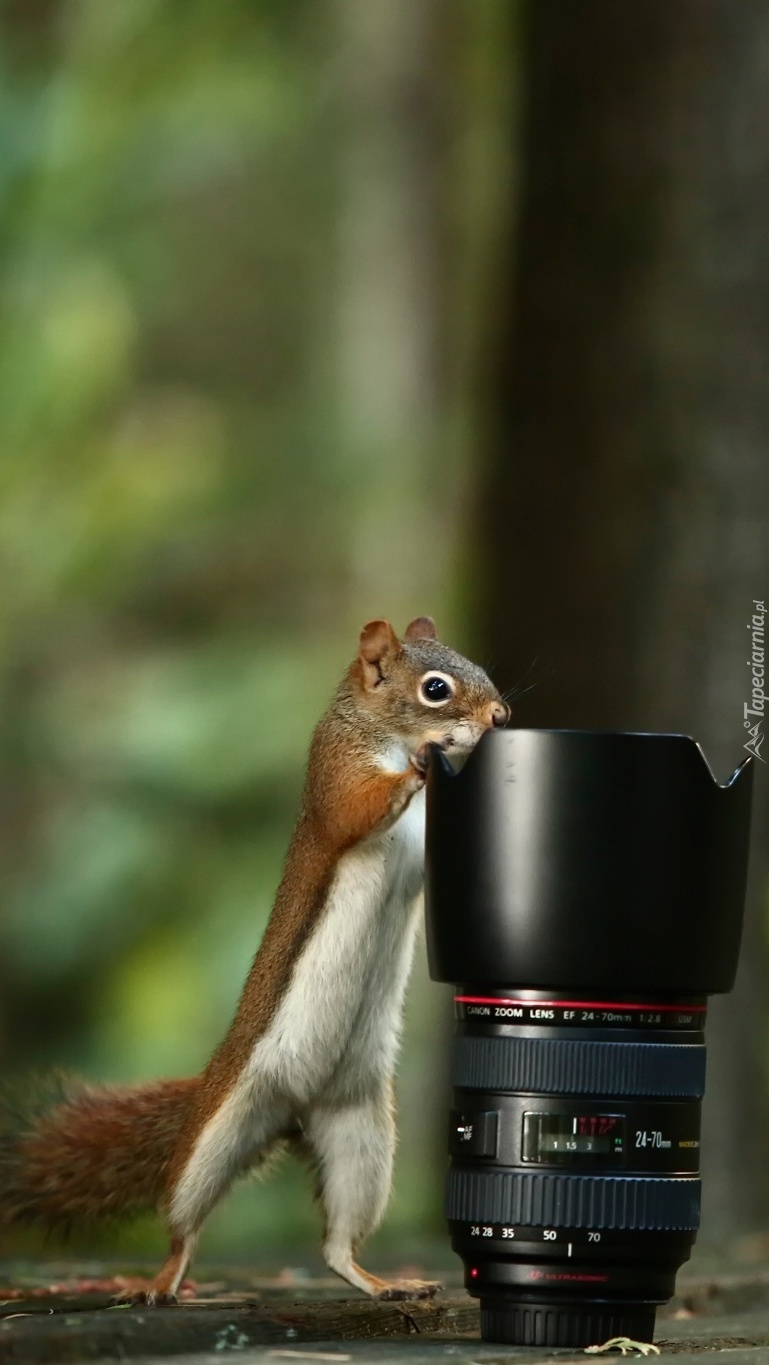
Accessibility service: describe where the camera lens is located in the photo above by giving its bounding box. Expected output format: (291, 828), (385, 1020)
(424, 728), (754, 1347)
(446, 986), (705, 1347)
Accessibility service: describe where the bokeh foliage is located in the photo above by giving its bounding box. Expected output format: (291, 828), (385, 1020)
(0, 0), (511, 1262)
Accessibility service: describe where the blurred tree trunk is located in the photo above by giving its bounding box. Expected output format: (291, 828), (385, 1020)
(334, 0), (464, 618)
(479, 0), (769, 1237)
(333, 0), (460, 1225)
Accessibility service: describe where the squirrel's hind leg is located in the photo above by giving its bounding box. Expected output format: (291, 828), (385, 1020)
(306, 1086), (441, 1301)
(127, 1081), (290, 1306)
(123, 1232), (199, 1306)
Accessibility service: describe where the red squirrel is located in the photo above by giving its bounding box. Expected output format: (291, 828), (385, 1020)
(0, 617), (507, 1303)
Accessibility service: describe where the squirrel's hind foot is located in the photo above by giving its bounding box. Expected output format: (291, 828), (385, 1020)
(119, 1231), (198, 1307)
(114, 1287), (179, 1308)
(376, 1278), (440, 1300)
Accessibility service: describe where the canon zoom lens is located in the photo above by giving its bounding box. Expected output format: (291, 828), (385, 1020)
(424, 729), (753, 1348)
(446, 987), (705, 1347)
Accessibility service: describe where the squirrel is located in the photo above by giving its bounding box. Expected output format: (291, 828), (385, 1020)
(0, 617), (507, 1303)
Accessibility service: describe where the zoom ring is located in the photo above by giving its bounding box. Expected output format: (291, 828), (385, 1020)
(446, 1168), (701, 1230)
(452, 1036), (706, 1097)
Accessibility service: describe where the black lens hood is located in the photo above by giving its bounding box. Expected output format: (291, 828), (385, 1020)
(425, 729), (753, 995)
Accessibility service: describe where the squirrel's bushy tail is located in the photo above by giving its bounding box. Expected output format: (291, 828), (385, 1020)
(0, 1074), (198, 1235)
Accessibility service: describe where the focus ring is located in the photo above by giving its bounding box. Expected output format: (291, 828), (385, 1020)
(452, 1035), (705, 1097)
(445, 1168), (701, 1230)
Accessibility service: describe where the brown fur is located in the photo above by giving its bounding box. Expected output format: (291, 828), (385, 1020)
(163, 820), (338, 1187)
(0, 619), (505, 1298)
(0, 1076), (196, 1233)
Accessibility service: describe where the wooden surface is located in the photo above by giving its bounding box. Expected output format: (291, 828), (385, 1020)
(2, 1263), (769, 1363)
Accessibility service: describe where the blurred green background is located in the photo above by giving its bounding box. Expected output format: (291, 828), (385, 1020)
(0, 0), (512, 1267)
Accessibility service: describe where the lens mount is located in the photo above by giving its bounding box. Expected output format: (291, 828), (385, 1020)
(479, 1299), (658, 1350)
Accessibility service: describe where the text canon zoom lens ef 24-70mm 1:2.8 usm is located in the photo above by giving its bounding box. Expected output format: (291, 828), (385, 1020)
(424, 729), (753, 1349)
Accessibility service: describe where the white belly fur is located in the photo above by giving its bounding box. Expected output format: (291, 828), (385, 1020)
(245, 784), (427, 1105)
(169, 776), (426, 1230)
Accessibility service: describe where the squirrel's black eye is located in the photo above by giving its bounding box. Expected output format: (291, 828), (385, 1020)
(420, 673), (454, 706)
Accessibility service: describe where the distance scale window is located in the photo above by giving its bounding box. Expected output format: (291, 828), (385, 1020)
(522, 1112), (626, 1165)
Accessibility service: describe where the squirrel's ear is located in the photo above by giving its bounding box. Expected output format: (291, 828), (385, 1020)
(404, 615), (437, 642)
(358, 619), (400, 688)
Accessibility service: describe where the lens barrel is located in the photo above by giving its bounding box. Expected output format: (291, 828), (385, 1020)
(448, 987), (704, 1346)
(425, 730), (753, 1347)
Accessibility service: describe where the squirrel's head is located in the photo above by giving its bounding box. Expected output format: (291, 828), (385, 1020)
(351, 617), (508, 757)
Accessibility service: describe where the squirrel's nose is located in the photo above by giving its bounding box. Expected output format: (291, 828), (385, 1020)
(485, 700), (509, 728)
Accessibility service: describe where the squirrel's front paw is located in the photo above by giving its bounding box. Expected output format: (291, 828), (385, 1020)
(411, 737), (452, 780)
(410, 745), (431, 780)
